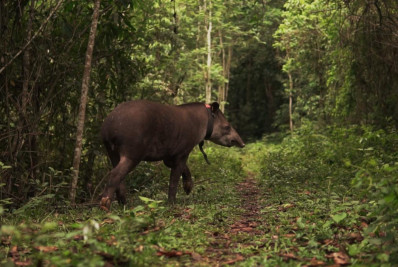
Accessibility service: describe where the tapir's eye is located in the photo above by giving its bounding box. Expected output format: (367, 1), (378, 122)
(223, 125), (231, 131)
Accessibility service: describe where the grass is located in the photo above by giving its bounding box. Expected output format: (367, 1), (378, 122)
(1, 129), (397, 266)
(0, 144), (245, 266)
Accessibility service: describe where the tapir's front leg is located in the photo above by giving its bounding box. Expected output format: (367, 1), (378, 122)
(168, 164), (183, 203)
(182, 166), (193, 195)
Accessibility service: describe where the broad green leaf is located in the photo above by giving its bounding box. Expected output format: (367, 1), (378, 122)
(331, 212), (347, 223)
(139, 196), (155, 203)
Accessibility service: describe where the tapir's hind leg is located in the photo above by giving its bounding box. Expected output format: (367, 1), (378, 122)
(100, 156), (137, 211)
(165, 156), (189, 203)
(115, 182), (127, 205)
(104, 141), (120, 167)
(103, 141), (128, 206)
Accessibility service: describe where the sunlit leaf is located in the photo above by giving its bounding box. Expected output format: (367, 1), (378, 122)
(331, 212), (347, 224)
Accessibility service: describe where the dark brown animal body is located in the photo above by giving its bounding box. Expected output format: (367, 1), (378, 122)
(100, 100), (245, 210)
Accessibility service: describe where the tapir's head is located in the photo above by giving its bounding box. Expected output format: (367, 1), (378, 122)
(208, 102), (245, 148)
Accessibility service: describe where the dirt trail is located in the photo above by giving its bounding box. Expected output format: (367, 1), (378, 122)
(202, 172), (264, 266)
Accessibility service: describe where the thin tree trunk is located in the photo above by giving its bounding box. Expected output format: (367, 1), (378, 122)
(288, 72), (294, 132)
(225, 45), (232, 101)
(11, 1), (35, 162)
(25, 0), (38, 197)
(265, 81), (275, 122)
(70, 0), (101, 205)
(218, 30), (225, 112)
(286, 37), (294, 133)
(205, 0), (212, 104)
(22, 1), (34, 121)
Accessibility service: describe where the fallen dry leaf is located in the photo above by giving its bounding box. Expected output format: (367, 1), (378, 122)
(308, 257), (325, 266)
(73, 235), (84, 241)
(141, 226), (161, 235)
(134, 245), (144, 252)
(35, 246), (58, 252)
(222, 254), (244, 265)
(189, 252), (202, 261)
(348, 232), (363, 242)
(322, 239), (334, 246)
(280, 253), (299, 260)
(106, 235), (118, 246)
(284, 233), (296, 238)
(327, 251), (350, 265)
(241, 227), (254, 232)
(156, 249), (184, 257)
(278, 203), (295, 211)
(360, 221), (369, 229)
(11, 245), (18, 254)
(100, 218), (115, 226)
(14, 260), (32, 266)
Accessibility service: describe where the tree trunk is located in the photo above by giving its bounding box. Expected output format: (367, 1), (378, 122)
(205, 0), (212, 104)
(218, 30), (225, 112)
(10, 0), (35, 200)
(70, 0), (101, 205)
(225, 45), (232, 102)
(288, 72), (294, 133)
(286, 38), (294, 133)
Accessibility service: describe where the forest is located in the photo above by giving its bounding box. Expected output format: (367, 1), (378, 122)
(0, 0), (397, 265)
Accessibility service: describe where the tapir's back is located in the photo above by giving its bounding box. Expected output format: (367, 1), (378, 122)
(100, 100), (204, 161)
(101, 100), (171, 145)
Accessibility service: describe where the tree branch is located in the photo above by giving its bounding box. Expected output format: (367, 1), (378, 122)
(0, 0), (64, 75)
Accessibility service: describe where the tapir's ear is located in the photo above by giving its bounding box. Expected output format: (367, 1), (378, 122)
(211, 102), (219, 113)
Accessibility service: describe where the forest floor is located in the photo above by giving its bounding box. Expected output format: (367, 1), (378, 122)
(187, 173), (362, 267)
(0, 143), (390, 266)
(201, 173), (263, 266)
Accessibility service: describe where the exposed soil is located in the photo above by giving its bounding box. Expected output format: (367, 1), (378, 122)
(201, 172), (264, 266)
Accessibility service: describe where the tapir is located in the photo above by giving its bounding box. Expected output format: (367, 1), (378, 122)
(99, 100), (245, 210)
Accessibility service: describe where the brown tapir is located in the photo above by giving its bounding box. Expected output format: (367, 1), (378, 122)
(99, 100), (245, 210)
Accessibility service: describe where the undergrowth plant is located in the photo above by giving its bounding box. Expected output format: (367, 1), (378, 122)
(0, 144), (244, 266)
(257, 122), (398, 265)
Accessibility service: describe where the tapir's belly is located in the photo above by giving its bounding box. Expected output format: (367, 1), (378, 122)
(140, 138), (193, 162)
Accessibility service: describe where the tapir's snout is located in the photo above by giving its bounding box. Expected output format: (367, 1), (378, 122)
(230, 131), (245, 148)
(235, 138), (245, 148)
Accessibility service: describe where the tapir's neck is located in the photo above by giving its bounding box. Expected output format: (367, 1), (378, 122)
(204, 107), (214, 140)
(177, 103), (212, 145)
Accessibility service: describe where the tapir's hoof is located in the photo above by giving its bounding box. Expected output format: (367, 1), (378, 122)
(116, 194), (127, 205)
(167, 197), (177, 205)
(100, 197), (111, 211)
(183, 180), (193, 195)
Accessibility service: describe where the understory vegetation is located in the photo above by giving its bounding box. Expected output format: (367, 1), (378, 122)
(1, 0), (398, 265)
(1, 124), (397, 265)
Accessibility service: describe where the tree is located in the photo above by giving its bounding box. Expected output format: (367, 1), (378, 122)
(70, 0), (101, 205)
(204, 0), (212, 104)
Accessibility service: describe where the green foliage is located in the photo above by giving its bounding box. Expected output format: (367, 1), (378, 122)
(0, 0), (286, 205)
(227, 0), (284, 139)
(1, 0), (398, 264)
(255, 124), (398, 264)
(0, 145), (244, 265)
(274, 0), (398, 128)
